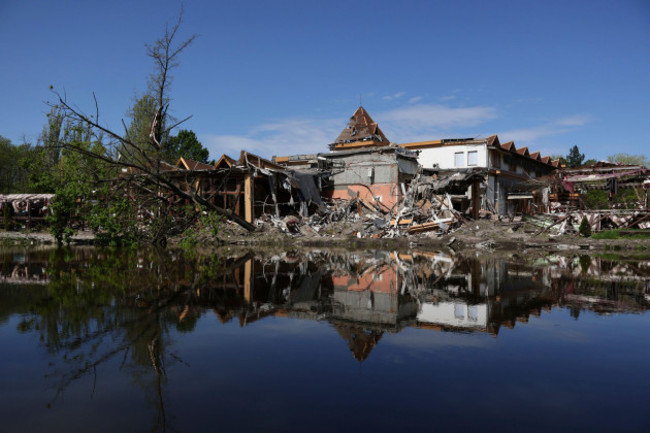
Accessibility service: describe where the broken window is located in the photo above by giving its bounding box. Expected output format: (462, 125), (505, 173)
(467, 151), (478, 166)
(455, 152), (464, 167)
(489, 151), (500, 169)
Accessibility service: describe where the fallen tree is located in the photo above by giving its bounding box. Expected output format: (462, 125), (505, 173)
(48, 9), (255, 245)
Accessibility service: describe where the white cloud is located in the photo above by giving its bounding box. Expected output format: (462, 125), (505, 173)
(200, 117), (341, 160)
(383, 91), (406, 101)
(439, 95), (457, 102)
(199, 134), (264, 158)
(380, 104), (497, 128)
(408, 96), (423, 104)
(378, 103), (498, 142)
(499, 125), (562, 143)
(554, 114), (590, 127)
(500, 114), (591, 144)
(382, 329), (493, 350)
(200, 103), (501, 158)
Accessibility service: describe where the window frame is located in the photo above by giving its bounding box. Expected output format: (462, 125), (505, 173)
(467, 150), (478, 166)
(454, 152), (464, 167)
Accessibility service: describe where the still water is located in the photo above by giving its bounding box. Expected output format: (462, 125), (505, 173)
(1, 247), (649, 432)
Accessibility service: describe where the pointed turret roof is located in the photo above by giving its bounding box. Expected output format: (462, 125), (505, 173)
(331, 106), (390, 150)
(334, 323), (384, 362)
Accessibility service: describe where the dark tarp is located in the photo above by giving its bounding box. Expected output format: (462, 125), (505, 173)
(290, 170), (324, 207)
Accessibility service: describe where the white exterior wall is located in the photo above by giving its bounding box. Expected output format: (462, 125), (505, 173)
(417, 301), (488, 330)
(416, 143), (487, 169)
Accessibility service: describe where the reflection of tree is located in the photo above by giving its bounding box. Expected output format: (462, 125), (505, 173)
(570, 307), (581, 320)
(11, 247), (227, 433)
(4, 246), (650, 431)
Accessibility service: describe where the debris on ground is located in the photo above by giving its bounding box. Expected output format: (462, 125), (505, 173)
(250, 171), (468, 240)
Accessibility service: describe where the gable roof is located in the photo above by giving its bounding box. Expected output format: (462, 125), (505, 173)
(516, 146), (529, 157)
(176, 156), (215, 171)
(159, 161), (180, 172)
(238, 151), (285, 170)
(486, 135), (500, 147)
(214, 154), (236, 169)
(332, 106), (390, 149)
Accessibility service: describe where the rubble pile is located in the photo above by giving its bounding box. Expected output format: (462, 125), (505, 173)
(526, 210), (650, 236)
(255, 175), (466, 239)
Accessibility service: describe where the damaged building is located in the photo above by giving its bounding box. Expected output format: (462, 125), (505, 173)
(165, 151), (325, 226)
(266, 106), (563, 236)
(0, 194), (54, 229)
(535, 161), (650, 233)
(273, 108), (559, 222)
(16, 103), (647, 239)
(400, 135), (559, 218)
(274, 107), (419, 211)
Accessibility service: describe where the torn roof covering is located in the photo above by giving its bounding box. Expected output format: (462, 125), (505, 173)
(320, 145), (418, 160)
(0, 194), (55, 201)
(561, 161), (648, 173)
(420, 169), (486, 192)
(333, 106), (390, 145)
(561, 165), (650, 183)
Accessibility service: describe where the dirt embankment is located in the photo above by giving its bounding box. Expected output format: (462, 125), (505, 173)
(3, 221), (649, 252)
(0, 230), (94, 247)
(197, 218), (650, 252)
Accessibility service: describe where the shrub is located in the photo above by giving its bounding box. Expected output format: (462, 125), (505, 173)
(579, 217), (591, 237)
(201, 211), (222, 238)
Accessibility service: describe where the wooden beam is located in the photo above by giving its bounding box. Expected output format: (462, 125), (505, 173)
(244, 259), (253, 303)
(244, 173), (253, 223)
(471, 179), (480, 219)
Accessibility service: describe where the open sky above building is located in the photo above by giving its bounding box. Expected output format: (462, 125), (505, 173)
(1, 0), (649, 161)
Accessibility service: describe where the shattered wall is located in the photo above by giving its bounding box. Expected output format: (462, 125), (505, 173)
(321, 149), (418, 209)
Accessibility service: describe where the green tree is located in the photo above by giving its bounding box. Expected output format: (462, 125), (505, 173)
(40, 106), (65, 166)
(163, 129), (209, 163)
(566, 145), (585, 168)
(47, 121), (114, 245)
(0, 136), (30, 193)
(0, 136), (13, 191)
(549, 154), (567, 167)
(17, 106), (68, 194)
(121, 94), (160, 163)
(607, 153), (650, 167)
(20, 145), (57, 193)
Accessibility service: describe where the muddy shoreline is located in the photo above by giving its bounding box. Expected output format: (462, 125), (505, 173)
(2, 220), (649, 254)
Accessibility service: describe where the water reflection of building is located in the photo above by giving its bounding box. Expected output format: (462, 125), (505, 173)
(195, 251), (650, 361)
(2, 249), (649, 363)
(0, 254), (49, 285)
(328, 264), (417, 327)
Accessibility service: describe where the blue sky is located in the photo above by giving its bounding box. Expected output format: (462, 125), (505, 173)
(1, 0), (649, 161)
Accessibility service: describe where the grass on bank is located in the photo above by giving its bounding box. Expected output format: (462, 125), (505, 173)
(592, 229), (650, 240)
